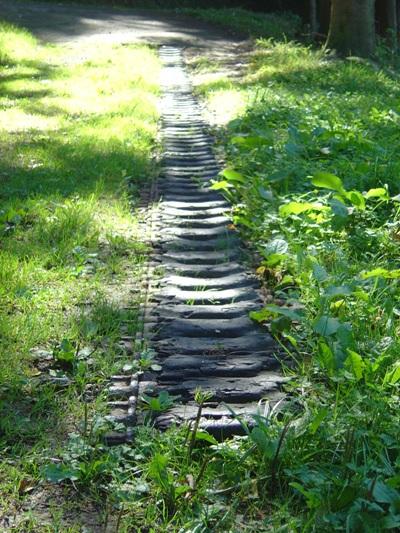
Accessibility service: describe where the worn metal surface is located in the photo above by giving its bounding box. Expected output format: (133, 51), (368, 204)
(106, 47), (286, 443)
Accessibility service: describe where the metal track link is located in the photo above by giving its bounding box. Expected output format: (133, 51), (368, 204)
(105, 46), (287, 443)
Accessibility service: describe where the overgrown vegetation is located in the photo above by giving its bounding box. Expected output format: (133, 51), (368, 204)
(181, 8), (302, 40)
(2, 7), (400, 532)
(192, 32), (400, 532)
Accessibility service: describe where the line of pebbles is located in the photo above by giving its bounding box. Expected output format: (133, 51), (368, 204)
(105, 46), (287, 444)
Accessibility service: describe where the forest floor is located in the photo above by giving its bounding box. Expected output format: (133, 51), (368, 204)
(1, 2), (400, 532)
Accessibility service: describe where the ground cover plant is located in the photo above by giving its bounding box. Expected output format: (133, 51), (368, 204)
(180, 7), (302, 41)
(0, 21), (160, 529)
(187, 32), (400, 531)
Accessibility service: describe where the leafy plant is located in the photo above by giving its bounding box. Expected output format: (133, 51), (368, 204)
(141, 391), (178, 423)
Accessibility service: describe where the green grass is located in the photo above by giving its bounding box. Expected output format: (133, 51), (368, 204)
(181, 8), (302, 40)
(0, 21), (160, 528)
(190, 37), (400, 530)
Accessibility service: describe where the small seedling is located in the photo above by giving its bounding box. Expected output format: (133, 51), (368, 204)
(188, 387), (214, 459)
(141, 390), (178, 424)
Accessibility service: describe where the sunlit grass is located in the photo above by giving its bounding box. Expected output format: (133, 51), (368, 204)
(200, 38), (400, 189)
(0, 22), (159, 523)
(0, 28), (159, 367)
(0, 21), (40, 64)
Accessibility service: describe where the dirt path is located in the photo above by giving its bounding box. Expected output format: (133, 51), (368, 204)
(0, 0), (244, 50)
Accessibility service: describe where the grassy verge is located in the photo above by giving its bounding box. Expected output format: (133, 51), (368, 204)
(0, 21), (160, 529)
(3, 12), (400, 533)
(190, 37), (400, 530)
(181, 8), (302, 40)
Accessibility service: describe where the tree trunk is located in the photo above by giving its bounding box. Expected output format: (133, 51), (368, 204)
(386, 0), (398, 50)
(325, 0), (376, 57)
(310, 0), (319, 37)
(318, 0), (332, 36)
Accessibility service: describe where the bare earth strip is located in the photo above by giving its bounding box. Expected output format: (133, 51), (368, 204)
(0, 0), (243, 48)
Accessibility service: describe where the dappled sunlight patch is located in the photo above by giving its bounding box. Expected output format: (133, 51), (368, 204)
(0, 108), (60, 132)
(0, 22), (40, 65)
(206, 88), (247, 126)
(0, 24), (159, 521)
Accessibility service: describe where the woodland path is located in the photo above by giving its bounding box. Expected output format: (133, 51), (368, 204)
(107, 47), (286, 440)
(1, 0), (286, 436)
(0, 0), (242, 50)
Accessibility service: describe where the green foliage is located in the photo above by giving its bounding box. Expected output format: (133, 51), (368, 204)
(3, 10), (400, 532)
(141, 391), (178, 423)
(198, 36), (400, 530)
(0, 21), (159, 529)
(182, 8), (302, 41)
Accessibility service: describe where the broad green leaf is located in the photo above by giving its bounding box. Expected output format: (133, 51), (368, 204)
(289, 482), (322, 508)
(60, 338), (73, 353)
(175, 484), (191, 497)
(318, 342), (335, 373)
(210, 180), (232, 191)
(264, 238), (288, 256)
(250, 304), (303, 323)
(195, 431), (218, 445)
(271, 315), (292, 334)
(345, 190), (365, 210)
(382, 514), (400, 529)
(231, 135), (272, 148)
(313, 315), (341, 336)
(309, 407), (329, 434)
(249, 308), (271, 322)
(265, 304), (304, 321)
(285, 141), (302, 155)
(325, 285), (352, 298)
(257, 186), (274, 201)
(384, 364), (400, 385)
(311, 172), (346, 194)
(344, 350), (365, 381)
(43, 464), (80, 483)
(250, 427), (276, 459)
(329, 198), (349, 218)
(265, 253), (287, 266)
(336, 323), (354, 350)
(353, 289), (369, 302)
(372, 480), (400, 504)
(219, 168), (246, 183)
(267, 170), (289, 183)
(365, 187), (388, 200)
(283, 333), (298, 347)
(312, 264), (328, 283)
(279, 201), (325, 217)
(361, 268), (400, 280)
(330, 299), (344, 312)
(233, 214), (256, 229)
